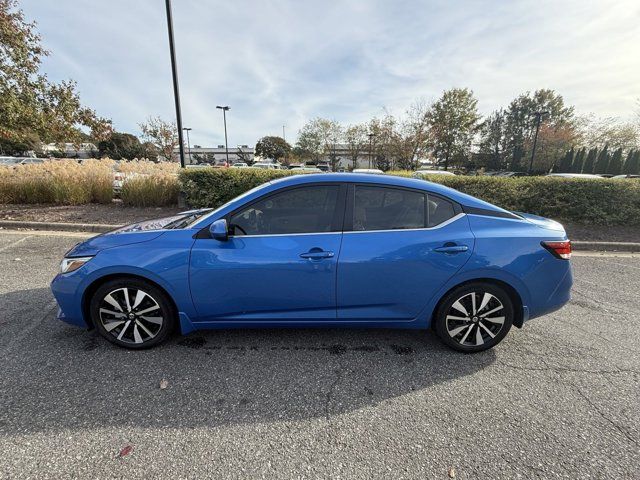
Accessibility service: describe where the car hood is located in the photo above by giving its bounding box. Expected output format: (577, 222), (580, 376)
(64, 215), (188, 257)
(516, 212), (565, 232)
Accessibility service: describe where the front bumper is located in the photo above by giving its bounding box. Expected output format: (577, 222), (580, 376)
(51, 272), (89, 328)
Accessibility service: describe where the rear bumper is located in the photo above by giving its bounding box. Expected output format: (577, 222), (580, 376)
(51, 273), (89, 328)
(526, 263), (573, 321)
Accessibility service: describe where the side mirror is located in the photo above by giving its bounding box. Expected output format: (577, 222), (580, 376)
(209, 219), (228, 241)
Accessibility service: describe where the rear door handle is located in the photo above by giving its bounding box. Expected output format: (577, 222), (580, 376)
(434, 245), (468, 254)
(300, 250), (334, 260)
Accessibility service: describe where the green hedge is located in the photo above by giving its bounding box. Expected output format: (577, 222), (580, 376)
(179, 169), (640, 226)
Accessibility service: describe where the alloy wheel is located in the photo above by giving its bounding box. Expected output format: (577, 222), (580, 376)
(98, 287), (164, 345)
(445, 291), (505, 347)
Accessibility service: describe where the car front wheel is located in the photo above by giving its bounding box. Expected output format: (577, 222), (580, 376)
(434, 282), (514, 353)
(90, 278), (176, 349)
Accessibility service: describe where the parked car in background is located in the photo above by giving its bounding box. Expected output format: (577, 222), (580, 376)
(353, 168), (384, 174)
(51, 173), (572, 353)
(231, 162), (249, 168)
(413, 169), (456, 179)
(546, 173), (604, 179)
(290, 166), (322, 173)
(612, 174), (640, 179)
(0, 157), (44, 166)
(251, 162), (280, 170)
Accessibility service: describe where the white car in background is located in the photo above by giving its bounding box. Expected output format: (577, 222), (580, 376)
(412, 169), (456, 178)
(353, 168), (384, 175)
(231, 162), (249, 168)
(290, 166), (322, 173)
(251, 162), (280, 170)
(545, 173), (604, 179)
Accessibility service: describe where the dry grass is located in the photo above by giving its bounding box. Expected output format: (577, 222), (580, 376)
(0, 159), (114, 204)
(120, 173), (180, 207)
(117, 160), (180, 175)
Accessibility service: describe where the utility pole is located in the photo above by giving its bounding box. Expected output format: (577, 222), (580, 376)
(282, 125), (286, 142)
(183, 127), (192, 164)
(368, 133), (376, 169)
(165, 0), (185, 168)
(216, 105), (230, 166)
(528, 111), (548, 174)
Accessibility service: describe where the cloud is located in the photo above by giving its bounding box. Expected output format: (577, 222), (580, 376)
(22, 0), (640, 146)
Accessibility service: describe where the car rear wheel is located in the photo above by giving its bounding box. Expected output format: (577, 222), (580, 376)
(434, 282), (513, 353)
(90, 278), (176, 349)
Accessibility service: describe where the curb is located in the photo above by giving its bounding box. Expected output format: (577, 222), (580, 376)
(0, 220), (638, 252)
(0, 220), (119, 234)
(572, 241), (640, 253)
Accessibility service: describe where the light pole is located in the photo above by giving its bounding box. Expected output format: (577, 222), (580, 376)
(528, 111), (548, 174)
(216, 105), (230, 166)
(368, 133), (376, 169)
(164, 0), (185, 168)
(282, 125), (286, 142)
(183, 127), (192, 164)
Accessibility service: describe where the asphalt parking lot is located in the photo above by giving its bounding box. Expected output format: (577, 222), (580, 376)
(0, 231), (638, 479)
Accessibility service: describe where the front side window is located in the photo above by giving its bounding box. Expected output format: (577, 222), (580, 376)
(353, 186), (426, 231)
(229, 185), (340, 236)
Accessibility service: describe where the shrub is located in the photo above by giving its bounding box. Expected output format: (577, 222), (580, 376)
(120, 174), (180, 207)
(117, 160), (180, 175)
(0, 159), (113, 204)
(179, 169), (640, 226)
(179, 168), (294, 208)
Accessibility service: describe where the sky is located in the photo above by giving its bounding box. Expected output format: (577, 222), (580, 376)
(21, 0), (640, 147)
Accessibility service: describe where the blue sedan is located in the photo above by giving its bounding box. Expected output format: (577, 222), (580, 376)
(51, 174), (572, 352)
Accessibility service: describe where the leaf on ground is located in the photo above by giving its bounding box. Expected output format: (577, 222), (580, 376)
(159, 378), (169, 389)
(118, 445), (134, 458)
(448, 467), (456, 478)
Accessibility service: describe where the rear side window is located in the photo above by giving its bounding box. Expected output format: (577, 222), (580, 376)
(427, 195), (456, 227)
(229, 185), (340, 235)
(353, 186), (426, 231)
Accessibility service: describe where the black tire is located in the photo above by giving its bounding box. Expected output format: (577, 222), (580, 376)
(434, 282), (513, 353)
(90, 278), (176, 349)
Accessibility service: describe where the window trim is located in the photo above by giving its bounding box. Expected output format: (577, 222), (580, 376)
(220, 183), (348, 238)
(343, 183), (462, 233)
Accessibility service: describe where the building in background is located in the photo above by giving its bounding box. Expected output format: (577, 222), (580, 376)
(173, 145), (255, 165)
(42, 143), (97, 158)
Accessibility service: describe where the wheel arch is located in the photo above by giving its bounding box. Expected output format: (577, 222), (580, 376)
(430, 277), (525, 329)
(81, 273), (179, 330)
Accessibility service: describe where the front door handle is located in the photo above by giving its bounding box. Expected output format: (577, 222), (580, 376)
(300, 249), (334, 260)
(434, 244), (469, 254)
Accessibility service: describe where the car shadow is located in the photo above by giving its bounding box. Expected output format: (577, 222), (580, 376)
(0, 288), (496, 435)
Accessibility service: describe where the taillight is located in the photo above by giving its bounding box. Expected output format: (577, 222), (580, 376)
(541, 240), (572, 259)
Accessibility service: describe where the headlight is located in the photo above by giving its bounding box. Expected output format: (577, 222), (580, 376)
(60, 256), (93, 274)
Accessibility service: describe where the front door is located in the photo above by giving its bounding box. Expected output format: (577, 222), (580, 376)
(337, 184), (474, 320)
(189, 184), (345, 322)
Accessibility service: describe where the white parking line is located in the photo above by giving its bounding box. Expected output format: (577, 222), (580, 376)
(0, 236), (32, 253)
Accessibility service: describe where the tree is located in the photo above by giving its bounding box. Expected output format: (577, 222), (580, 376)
(255, 136), (291, 162)
(571, 148), (586, 173)
(580, 115), (640, 151)
(397, 99), (432, 170)
(97, 132), (148, 160)
(428, 88), (480, 170)
(593, 145), (610, 174)
(622, 150), (640, 175)
(139, 116), (177, 161)
(478, 110), (507, 170)
(557, 148), (574, 172)
(0, 0), (108, 155)
(582, 148), (597, 173)
(607, 148), (623, 175)
(296, 118), (342, 169)
(503, 89), (577, 170)
(344, 124), (368, 170)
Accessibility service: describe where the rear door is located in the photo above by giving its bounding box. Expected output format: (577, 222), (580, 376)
(337, 184), (474, 320)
